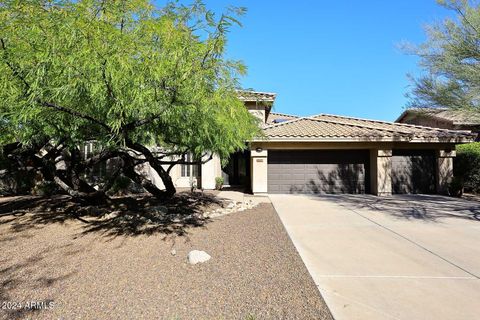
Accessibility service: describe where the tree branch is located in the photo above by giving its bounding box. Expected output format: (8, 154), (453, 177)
(1, 38), (30, 90)
(41, 101), (111, 132)
(101, 59), (116, 104)
(452, 4), (480, 35)
(1, 38), (112, 133)
(122, 83), (177, 131)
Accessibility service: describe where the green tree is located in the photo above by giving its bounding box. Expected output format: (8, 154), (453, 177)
(0, 0), (259, 199)
(406, 0), (480, 111)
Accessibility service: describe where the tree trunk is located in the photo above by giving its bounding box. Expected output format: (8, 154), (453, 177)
(119, 152), (167, 198)
(153, 162), (176, 197)
(51, 169), (109, 204)
(1, 140), (108, 203)
(125, 140), (176, 197)
(123, 166), (166, 199)
(39, 147), (109, 204)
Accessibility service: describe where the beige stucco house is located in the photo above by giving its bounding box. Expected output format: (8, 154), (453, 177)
(146, 91), (475, 196)
(396, 108), (480, 141)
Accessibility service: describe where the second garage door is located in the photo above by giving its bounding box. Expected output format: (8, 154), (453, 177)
(392, 149), (436, 194)
(268, 150), (369, 194)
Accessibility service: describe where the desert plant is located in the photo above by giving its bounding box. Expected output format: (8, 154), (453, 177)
(190, 177), (197, 193)
(215, 177), (224, 190)
(0, 168), (35, 196)
(454, 142), (480, 193)
(448, 176), (464, 197)
(406, 0), (480, 112)
(0, 0), (260, 200)
(109, 175), (132, 196)
(32, 181), (58, 197)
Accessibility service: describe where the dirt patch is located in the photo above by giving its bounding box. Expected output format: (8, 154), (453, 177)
(0, 196), (332, 319)
(0, 192), (226, 238)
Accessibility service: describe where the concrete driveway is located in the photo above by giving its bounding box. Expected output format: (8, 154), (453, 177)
(270, 194), (480, 320)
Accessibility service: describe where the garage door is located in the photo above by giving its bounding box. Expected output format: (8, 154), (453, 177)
(268, 150), (369, 194)
(392, 150), (436, 194)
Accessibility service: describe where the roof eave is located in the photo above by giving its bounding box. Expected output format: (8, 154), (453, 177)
(395, 110), (410, 123)
(250, 136), (474, 143)
(238, 98), (276, 102)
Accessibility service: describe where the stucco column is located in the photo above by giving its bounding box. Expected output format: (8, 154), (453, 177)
(251, 148), (268, 194)
(370, 149), (392, 196)
(436, 149), (455, 194)
(201, 153), (222, 190)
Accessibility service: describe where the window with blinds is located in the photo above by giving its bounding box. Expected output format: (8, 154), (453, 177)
(181, 153), (199, 177)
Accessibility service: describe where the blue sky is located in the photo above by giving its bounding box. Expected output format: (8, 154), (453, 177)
(159, 1), (453, 121)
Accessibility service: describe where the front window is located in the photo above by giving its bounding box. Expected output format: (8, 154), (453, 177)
(181, 153), (199, 177)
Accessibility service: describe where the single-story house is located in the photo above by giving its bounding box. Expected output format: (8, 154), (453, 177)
(396, 108), (480, 141)
(145, 91), (476, 196)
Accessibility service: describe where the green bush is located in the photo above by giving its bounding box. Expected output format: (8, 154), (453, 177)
(32, 181), (58, 196)
(0, 151), (35, 195)
(109, 175), (132, 195)
(448, 176), (464, 197)
(0, 170), (35, 195)
(215, 176), (224, 190)
(0, 152), (8, 170)
(454, 142), (480, 193)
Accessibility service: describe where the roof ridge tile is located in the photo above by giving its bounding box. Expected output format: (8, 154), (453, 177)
(269, 112), (299, 118)
(263, 116), (308, 129)
(259, 113), (474, 142)
(312, 113), (470, 136)
(304, 116), (412, 136)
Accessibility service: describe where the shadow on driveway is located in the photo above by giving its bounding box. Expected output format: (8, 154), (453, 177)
(306, 194), (480, 222)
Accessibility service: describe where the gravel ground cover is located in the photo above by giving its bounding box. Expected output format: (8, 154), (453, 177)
(0, 197), (332, 320)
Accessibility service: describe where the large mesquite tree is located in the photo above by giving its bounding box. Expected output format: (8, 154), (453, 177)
(0, 0), (260, 199)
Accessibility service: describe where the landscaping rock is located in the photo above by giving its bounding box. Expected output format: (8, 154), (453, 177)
(150, 205), (168, 214)
(201, 198), (260, 219)
(104, 211), (120, 220)
(244, 199), (254, 209)
(187, 250), (211, 264)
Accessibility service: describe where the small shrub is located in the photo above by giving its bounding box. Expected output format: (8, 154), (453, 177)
(455, 142), (480, 193)
(0, 150), (38, 195)
(448, 176), (464, 197)
(32, 181), (58, 196)
(109, 175), (132, 195)
(0, 170), (35, 195)
(190, 177), (197, 193)
(215, 176), (224, 190)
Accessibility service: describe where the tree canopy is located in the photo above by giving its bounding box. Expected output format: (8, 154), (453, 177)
(406, 0), (480, 111)
(0, 0), (260, 199)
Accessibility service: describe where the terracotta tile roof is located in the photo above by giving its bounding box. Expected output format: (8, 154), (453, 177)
(259, 114), (475, 142)
(237, 90), (277, 102)
(266, 112), (299, 124)
(396, 108), (480, 125)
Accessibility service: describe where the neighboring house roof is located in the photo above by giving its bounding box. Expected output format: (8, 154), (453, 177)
(237, 90), (277, 102)
(256, 113), (475, 142)
(396, 108), (480, 126)
(266, 112), (299, 124)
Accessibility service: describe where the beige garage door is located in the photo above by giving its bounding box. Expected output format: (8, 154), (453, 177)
(268, 150), (369, 194)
